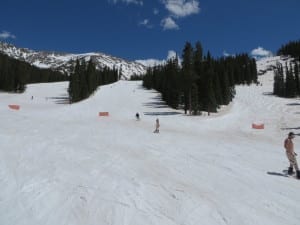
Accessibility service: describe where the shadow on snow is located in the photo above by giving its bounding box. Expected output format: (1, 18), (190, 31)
(143, 112), (182, 116)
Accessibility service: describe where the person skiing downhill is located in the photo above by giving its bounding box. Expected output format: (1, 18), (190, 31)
(154, 118), (160, 133)
(284, 132), (300, 178)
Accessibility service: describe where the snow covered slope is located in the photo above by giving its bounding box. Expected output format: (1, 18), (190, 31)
(256, 55), (294, 75)
(0, 56), (300, 225)
(0, 42), (147, 79)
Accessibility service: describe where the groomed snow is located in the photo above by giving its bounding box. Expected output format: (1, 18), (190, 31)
(0, 57), (300, 225)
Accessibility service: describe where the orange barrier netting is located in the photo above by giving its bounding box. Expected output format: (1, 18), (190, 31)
(252, 123), (264, 129)
(99, 112), (109, 116)
(8, 105), (20, 110)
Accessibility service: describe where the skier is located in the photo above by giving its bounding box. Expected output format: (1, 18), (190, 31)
(153, 118), (160, 133)
(135, 112), (140, 121)
(284, 132), (300, 178)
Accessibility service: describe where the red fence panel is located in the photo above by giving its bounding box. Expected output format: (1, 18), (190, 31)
(99, 112), (109, 117)
(252, 123), (264, 129)
(8, 105), (20, 110)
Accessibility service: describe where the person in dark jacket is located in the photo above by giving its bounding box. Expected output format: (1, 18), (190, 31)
(135, 112), (140, 120)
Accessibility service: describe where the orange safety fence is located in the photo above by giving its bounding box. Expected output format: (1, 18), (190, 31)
(252, 123), (264, 129)
(8, 105), (20, 110)
(98, 112), (109, 117)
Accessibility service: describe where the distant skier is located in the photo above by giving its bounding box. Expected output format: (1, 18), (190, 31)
(135, 112), (140, 121)
(153, 118), (160, 133)
(284, 132), (300, 178)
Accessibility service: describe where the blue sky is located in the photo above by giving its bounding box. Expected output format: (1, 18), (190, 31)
(1, 0), (300, 61)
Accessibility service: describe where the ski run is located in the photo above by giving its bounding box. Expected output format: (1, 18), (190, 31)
(0, 56), (300, 225)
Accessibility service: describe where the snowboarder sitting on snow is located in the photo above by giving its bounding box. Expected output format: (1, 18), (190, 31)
(284, 132), (300, 178)
(153, 118), (160, 133)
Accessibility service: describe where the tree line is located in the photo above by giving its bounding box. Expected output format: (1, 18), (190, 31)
(0, 52), (119, 102)
(68, 59), (119, 103)
(143, 41), (257, 115)
(273, 62), (300, 98)
(273, 40), (300, 98)
(0, 52), (68, 92)
(277, 40), (300, 60)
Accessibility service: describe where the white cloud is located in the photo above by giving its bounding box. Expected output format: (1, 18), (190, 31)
(223, 50), (234, 57)
(223, 51), (229, 57)
(109, 0), (143, 5)
(0, 31), (16, 39)
(136, 59), (164, 67)
(136, 50), (181, 67)
(167, 50), (177, 60)
(251, 47), (273, 58)
(162, 0), (200, 18)
(161, 17), (179, 30)
(167, 50), (181, 65)
(153, 8), (159, 15)
(138, 19), (153, 28)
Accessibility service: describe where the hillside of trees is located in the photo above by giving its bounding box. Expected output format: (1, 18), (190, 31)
(0, 52), (68, 92)
(273, 61), (300, 98)
(274, 40), (300, 98)
(0, 52), (119, 102)
(143, 41), (257, 115)
(277, 40), (300, 60)
(68, 59), (119, 103)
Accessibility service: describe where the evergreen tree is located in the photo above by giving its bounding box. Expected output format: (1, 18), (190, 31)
(193, 42), (203, 70)
(190, 83), (199, 114)
(273, 63), (285, 97)
(167, 57), (181, 109)
(193, 42), (204, 112)
(0, 52), (67, 93)
(285, 63), (297, 98)
(221, 70), (234, 105)
(277, 40), (300, 60)
(68, 59), (118, 103)
(294, 62), (300, 95)
(251, 58), (258, 84)
(69, 59), (81, 102)
(213, 68), (223, 106)
(142, 41), (256, 114)
(86, 59), (97, 94)
(182, 42), (194, 114)
(205, 69), (218, 114)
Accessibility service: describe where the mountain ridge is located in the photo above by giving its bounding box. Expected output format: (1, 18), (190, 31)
(0, 42), (147, 80)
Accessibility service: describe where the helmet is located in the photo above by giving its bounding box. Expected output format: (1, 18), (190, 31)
(288, 132), (295, 137)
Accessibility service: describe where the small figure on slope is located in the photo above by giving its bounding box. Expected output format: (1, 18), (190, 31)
(284, 132), (300, 179)
(153, 118), (160, 133)
(135, 112), (140, 121)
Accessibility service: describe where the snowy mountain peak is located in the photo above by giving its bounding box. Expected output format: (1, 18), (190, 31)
(255, 55), (295, 75)
(0, 42), (147, 79)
